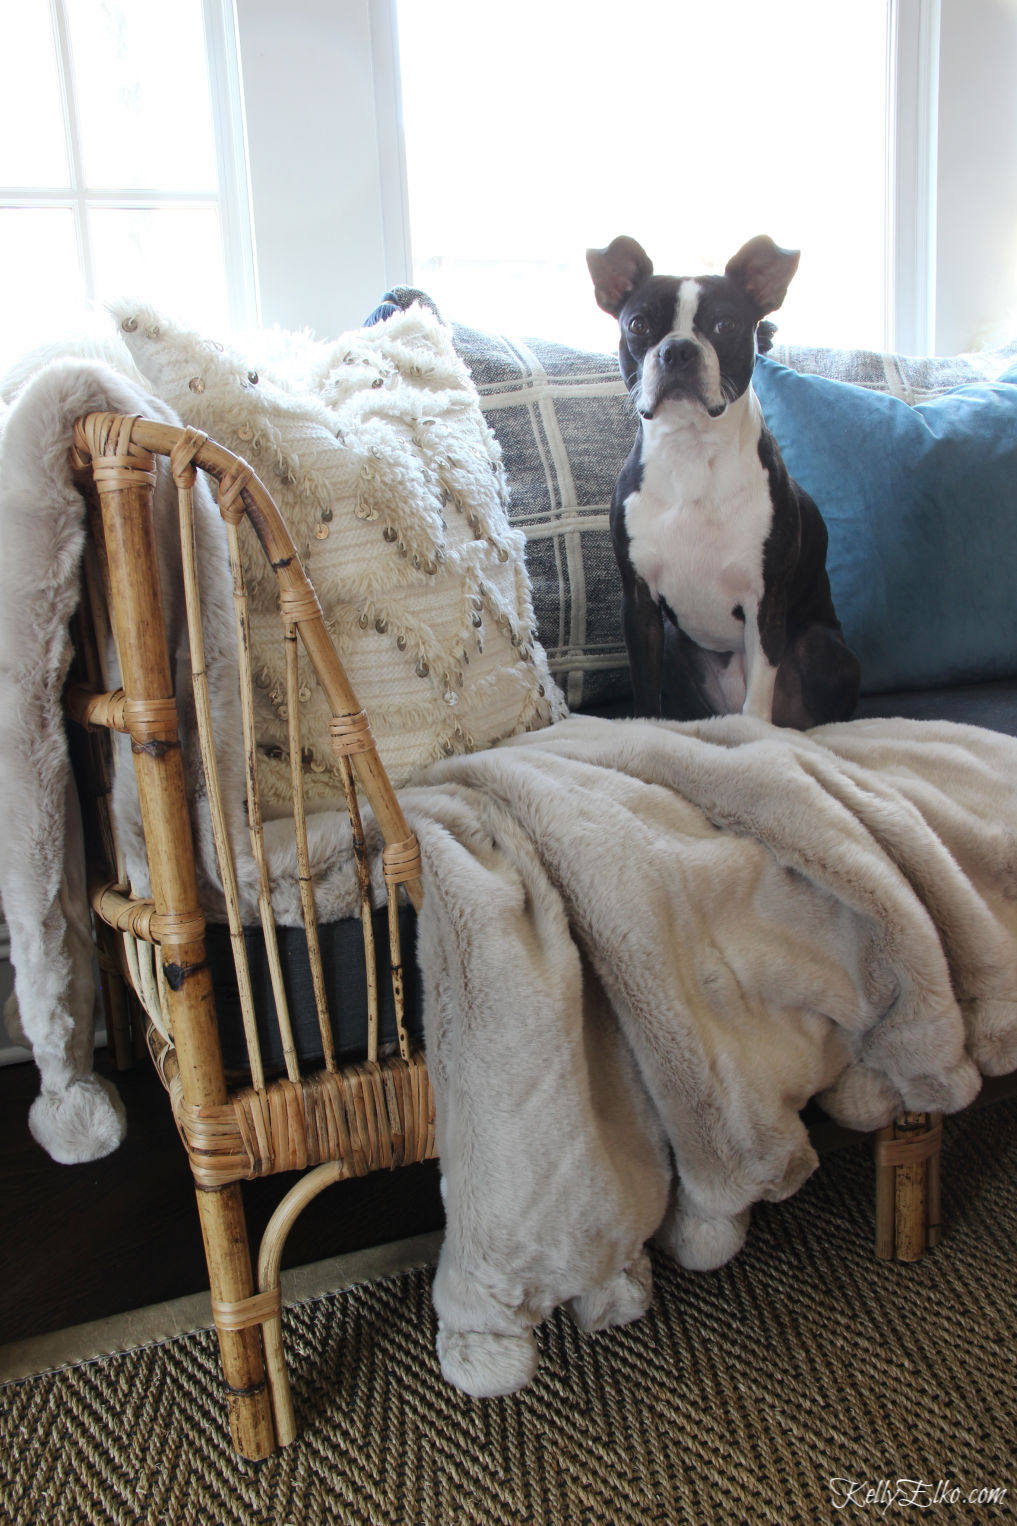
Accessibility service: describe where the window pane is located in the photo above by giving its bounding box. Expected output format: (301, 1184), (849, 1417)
(65, 0), (217, 191)
(89, 205), (229, 330)
(397, 0), (890, 350)
(0, 209), (85, 370)
(0, 3), (68, 185)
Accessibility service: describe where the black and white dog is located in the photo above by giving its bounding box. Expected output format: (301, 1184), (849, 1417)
(587, 234), (860, 728)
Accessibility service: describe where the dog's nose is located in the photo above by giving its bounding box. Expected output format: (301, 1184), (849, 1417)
(658, 338), (698, 371)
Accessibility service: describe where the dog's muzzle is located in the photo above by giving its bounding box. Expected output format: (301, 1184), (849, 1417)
(639, 337), (726, 419)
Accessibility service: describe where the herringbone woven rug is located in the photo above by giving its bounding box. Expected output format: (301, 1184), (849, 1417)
(2, 1101), (1015, 1526)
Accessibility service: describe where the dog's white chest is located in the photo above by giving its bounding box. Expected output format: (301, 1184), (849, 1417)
(624, 408), (774, 651)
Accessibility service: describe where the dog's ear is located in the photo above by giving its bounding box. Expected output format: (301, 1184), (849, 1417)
(586, 237), (653, 317)
(725, 236), (801, 315)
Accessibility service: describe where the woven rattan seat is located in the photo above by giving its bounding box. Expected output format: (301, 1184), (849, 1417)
(66, 412), (436, 1459)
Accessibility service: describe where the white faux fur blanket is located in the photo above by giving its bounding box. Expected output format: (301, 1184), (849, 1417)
(400, 712), (1017, 1396)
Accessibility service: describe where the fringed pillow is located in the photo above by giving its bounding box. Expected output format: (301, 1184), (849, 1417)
(112, 303), (565, 805)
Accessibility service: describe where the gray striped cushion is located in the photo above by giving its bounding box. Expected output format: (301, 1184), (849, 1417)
(451, 322), (633, 712)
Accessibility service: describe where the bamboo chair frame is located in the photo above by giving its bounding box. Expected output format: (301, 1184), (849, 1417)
(61, 411), (944, 1460)
(66, 413), (436, 1460)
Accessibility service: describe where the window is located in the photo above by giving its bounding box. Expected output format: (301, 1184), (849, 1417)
(396, 0), (895, 352)
(0, 0), (255, 375)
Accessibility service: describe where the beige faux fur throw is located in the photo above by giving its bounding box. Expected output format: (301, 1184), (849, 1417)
(399, 712), (1017, 1397)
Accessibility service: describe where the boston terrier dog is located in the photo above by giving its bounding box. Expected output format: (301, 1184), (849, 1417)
(586, 234), (860, 728)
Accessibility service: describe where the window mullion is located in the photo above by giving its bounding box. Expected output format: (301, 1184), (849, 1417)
(201, 0), (259, 329)
(48, 0), (94, 300)
(889, 0), (941, 354)
(370, 0), (412, 293)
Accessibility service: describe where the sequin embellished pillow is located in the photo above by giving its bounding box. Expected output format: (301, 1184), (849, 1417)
(112, 302), (565, 806)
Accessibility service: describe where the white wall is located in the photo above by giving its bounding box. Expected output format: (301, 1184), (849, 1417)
(935, 0), (1017, 351)
(236, 0), (407, 335)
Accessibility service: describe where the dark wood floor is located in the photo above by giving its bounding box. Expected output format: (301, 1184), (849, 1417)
(0, 1046), (444, 1347)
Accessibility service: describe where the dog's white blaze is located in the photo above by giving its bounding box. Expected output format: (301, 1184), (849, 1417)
(624, 389), (774, 655)
(674, 279), (701, 338)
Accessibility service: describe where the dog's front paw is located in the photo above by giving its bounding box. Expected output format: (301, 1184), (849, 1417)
(566, 1250), (654, 1332)
(436, 1323), (539, 1399)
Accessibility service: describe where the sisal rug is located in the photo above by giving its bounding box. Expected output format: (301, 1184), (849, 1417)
(2, 1102), (1016, 1526)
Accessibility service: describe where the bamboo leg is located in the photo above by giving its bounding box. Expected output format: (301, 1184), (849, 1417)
(926, 1114), (942, 1248)
(874, 1123), (897, 1260)
(873, 1112), (942, 1261)
(196, 1184), (277, 1457)
(892, 1112), (928, 1262)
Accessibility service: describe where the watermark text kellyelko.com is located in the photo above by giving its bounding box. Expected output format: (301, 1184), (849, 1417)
(829, 1478), (1009, 1512)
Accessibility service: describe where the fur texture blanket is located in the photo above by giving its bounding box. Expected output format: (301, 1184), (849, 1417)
(401, 712), (1017, 1396)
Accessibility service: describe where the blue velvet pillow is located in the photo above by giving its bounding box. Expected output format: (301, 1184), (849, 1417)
(753, 354), (1017, 694)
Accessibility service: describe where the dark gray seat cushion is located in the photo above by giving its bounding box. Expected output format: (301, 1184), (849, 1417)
(207, 904), (423, 1073)
(855, 678), (1017, 736)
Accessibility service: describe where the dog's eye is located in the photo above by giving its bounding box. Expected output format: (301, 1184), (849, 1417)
(627, 315), (648, 337)
(713, 317), (737, 337)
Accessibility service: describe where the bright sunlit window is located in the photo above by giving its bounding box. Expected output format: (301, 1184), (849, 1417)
(396, 0), (893, 351)
(0, 0), (249, 374)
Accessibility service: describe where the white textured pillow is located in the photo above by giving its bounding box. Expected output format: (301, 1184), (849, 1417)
(112, 303), (565, 805)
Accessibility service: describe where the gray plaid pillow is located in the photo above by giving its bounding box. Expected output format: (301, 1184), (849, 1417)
(451, 322), (634, 712)
(767, 339), (1017, 399)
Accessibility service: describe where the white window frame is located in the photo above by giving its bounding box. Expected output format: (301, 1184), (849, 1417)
(0, 0), (258, 333)
(890, 0), (941, 356)
(201, 0), (260, 329)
